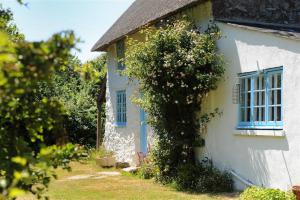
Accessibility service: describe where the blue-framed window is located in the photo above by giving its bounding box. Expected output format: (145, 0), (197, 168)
(116, 39), (125, 70)
(116, 90), (126, 126)
(237, 67), (283, 129)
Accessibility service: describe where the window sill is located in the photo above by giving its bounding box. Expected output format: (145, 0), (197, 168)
(236, 125), (283, 130)
(113, 122), (127, 128)
(234, 128), (285, 137)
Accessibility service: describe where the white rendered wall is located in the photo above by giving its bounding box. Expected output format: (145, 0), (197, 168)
(198, 23), (300, 191)
(183, 1), (300, 190)
(103, 44), (140, 165)
(104, 43), (155, 165)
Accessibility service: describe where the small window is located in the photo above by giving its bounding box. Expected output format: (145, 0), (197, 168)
(238, 67), (283, 129)
(116, 90), (126, 126)
(116, 39), (125, 70)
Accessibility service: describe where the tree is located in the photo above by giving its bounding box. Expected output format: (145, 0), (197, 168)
(44, 54), (107, 147)
(0, 4), (85, 199)
(0, 4), (24, 42)
(78, 55), (107, 149)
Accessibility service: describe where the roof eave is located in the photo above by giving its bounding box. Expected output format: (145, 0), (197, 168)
(91, 44), (108, 52)
(91, 0), (204, 52)
(216, 18), (300, 33)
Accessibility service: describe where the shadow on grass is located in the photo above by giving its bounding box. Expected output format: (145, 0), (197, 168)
(120, 171), (239, 200)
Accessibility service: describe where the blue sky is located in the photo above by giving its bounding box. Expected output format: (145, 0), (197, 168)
(2, 0), (135, 62)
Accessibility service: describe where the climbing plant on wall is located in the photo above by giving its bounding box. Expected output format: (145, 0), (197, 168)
(124, 18), (225, 182)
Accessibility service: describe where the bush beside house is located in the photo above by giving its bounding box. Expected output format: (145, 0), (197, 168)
(240, 186), (296, 200)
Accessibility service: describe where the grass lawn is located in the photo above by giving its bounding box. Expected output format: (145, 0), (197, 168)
(18, 162), (237, 200)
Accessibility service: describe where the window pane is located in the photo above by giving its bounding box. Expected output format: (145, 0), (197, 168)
(267, 70), (282, 123)
(255, 77), (259, 90)
(254, 92), (258, 106)
(247, 78), (251, 92)
(254, 107), (265, 122)
(241, 91), (245, 106)
(269, 107), (274, 121)
(269, 90), (274, 105)
(277, 73), (281, 88)
(123, 93), (126, 122)
(246, 108), (251, 122)
(116, 40), (125, 70)
(254, 91), (265, 106)
(261, 107), (265, 121)
(277, 90), (281, 105)
(246, 92), (251, 106)
(276, 106), (281, 121)
(241, 79), (245, 92)
(254, 108), (259, 121)
(271, 75), (275, 88)
(254, 92), (260, 106)
(254, 75), (264, 90)
(116, 40), (125, 58)
(241, 108), (245, 122)
(116, 91), (126, 123)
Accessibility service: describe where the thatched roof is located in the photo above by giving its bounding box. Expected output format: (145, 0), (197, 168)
(91, 0), (202, 52)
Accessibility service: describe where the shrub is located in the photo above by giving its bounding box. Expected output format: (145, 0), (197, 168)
(240, 186), (296, 200)
(137, 161), (158, 180)
(135, 152), (158, 179)
(174, 163), (201, 191)
(195, 165), (233, 193)
(174, 161), (233, 193)
(89, 146), (114, 160)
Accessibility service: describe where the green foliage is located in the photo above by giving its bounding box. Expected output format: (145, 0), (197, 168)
(0, 4), (88, 199)
(136, 153), (158, 180)
(174, 160), (233, 193)
(240, 186), (296, 200)
(194, 165), (233, 193)
(89, 146), (114, 160)
(173, 163), (200, 191)
(137, 162), (157, 179)
(0, 5), (24, 42)
(15, 144), (87, 199)
(74, 55), (107, 145)
(63, 80), (98, 145)
(124, 17), (225, 185)
(38, 54), (107, 146)
(78, 54), (107, 85)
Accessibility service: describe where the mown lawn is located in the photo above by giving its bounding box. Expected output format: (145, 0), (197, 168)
(19, 162), (237, 200)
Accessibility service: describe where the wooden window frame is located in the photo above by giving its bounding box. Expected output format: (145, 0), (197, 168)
(237, 67), (283, 130)
(116, 90), (127, 127)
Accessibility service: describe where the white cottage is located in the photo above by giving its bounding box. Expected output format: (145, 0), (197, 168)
(92, 0), (300, 191)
